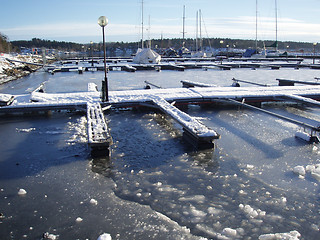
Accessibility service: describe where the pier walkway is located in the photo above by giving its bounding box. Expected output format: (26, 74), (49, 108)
(87, 101), (112, 155)
(2, 83), (320, 152)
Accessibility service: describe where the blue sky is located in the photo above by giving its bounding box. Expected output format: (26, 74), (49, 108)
(0, 0), (320, 44)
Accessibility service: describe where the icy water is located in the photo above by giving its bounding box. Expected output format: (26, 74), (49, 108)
(1, 63), (320, 239)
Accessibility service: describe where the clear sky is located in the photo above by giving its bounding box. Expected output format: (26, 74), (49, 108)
(0, 0), (319, 44)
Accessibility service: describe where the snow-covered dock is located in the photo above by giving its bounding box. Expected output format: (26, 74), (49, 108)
(276, 78), (320, 86)
(149, 96), (220, 147)
(1, 83), (320, 150)
(87, 102), (112, 155)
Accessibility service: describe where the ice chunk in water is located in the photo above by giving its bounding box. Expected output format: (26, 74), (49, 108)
(18, 189), (27, 195)
(293, 166), (306, 176)
(97, 233), (112, 240)
(222, 228), (237, 238)
(258, 230), (300, 240)
(90, 198), (98, 205)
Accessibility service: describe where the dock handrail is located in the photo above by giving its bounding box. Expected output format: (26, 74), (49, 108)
(232, 78), (269, 87)
(227, 98), (320, 132)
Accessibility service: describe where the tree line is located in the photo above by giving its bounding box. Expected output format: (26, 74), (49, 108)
(0, 33), (316, 54)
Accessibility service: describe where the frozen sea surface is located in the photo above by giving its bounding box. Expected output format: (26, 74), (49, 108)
(1, 64), (320, 239)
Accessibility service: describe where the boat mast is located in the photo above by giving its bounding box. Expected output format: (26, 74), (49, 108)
(148, 15), (151, 48)
(199, 9), (202, 51)
(275, 0), (278, 50)
(195, 11), (198, 51)
(255, 0), (258, 50)
(182, 5), (186, 43)
(141, 0), (144, 49)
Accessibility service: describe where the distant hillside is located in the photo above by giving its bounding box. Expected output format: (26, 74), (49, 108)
(11, 38), (84, 52)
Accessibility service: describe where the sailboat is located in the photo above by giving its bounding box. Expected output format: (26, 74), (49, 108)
(245, 0), (284, 58)
(192, 9), (207, 58)
(133, 0), (161, 64)
(178, 5), (191, 57)
(259, 0), (285, 57)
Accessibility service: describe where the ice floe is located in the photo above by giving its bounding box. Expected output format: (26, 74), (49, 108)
(258, 230), (300, 240)
(97, 233), (112, 240)
(18, 188), (27, 195)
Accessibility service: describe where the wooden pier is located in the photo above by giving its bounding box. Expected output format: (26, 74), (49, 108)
(87, 102), (112, 156)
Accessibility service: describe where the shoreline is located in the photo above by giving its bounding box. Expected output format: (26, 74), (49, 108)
(0, 53), (54, 85)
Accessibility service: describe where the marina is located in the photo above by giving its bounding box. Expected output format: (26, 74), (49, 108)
(2, 70), (320, 152)
(2, 55), (320, 239)
(2, 0), (320, 238)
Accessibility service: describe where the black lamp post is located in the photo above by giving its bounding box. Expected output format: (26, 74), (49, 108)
(313, 42), (317, 65)
(90, 41), (94, 67)
(98, 16), (108, 102)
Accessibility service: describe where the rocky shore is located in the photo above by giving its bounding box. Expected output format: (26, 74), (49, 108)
(0, 54), (50, 84)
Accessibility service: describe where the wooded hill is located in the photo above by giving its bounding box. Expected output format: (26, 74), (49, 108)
(1, 34), (316, 54)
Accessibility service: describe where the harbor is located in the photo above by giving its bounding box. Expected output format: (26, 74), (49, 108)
(1, 61), (320, 239)
(1, 0), (320, 238)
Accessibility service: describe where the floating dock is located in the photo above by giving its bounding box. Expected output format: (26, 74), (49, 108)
(87, 102), (112, 156)
(276, 78), (320, 86)
(2, 82), (320, 153)
(149, 96), (219, 148)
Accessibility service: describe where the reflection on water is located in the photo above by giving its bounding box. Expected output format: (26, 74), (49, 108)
(91, 155), (113, 177)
